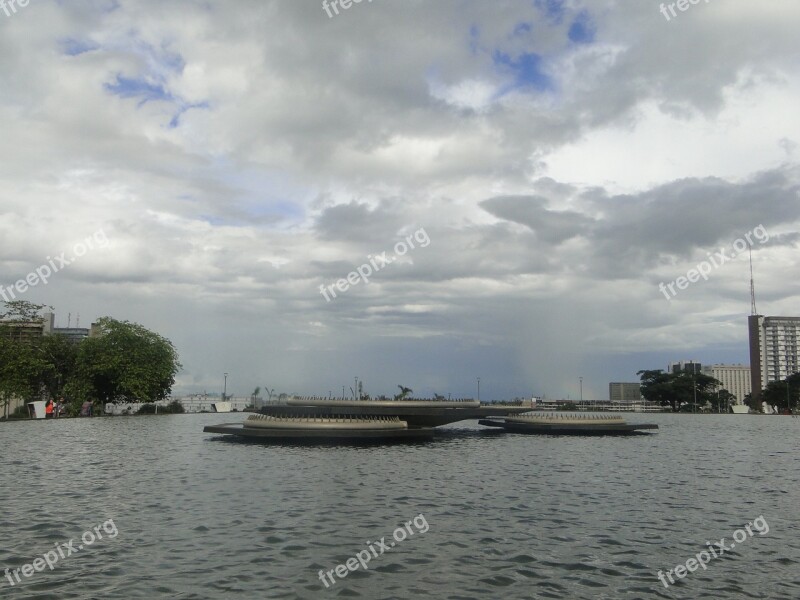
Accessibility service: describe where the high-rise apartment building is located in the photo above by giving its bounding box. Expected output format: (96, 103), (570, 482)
(749, 315), (800, 400)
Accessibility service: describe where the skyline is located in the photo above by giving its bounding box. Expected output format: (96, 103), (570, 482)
(1, 1), (799, 400)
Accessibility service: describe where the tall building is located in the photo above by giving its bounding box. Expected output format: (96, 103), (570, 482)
(700, 364), (751, 405)
(668, 360), (702, 374)
(609, 382), (642, 402)
(749, 315), (800, 400)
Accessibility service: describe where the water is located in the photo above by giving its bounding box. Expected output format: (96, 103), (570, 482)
(1, 413), (799, 599)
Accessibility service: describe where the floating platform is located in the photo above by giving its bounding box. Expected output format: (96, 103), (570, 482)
(204, 414), (436, 442)
(479, 413), (659, 435)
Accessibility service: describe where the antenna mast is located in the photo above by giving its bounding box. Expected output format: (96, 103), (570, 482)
(749, 244), (757, 316)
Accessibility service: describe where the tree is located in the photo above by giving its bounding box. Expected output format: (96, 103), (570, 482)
(1, 302), (57, 417)
(67, 317), (181, 404)
(760, 373), (800, 413)
(710, 389), (737, 413)
(0, 336), (51, 418)
(638, 369), (721, 412)
(0, 300), (52, 322)
(637, 370), (677, 411)
(395, 385), (413, 400)
(742, 392), (760, 413)
(37, 333), (79, 399)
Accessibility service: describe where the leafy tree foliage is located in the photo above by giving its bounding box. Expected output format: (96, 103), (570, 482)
(637, 369), (722, 412)
(2, 306), (182, 417)
(67, 317), (181, 404)
(0, 301), (54, 416)
(760, 372), (800, 412)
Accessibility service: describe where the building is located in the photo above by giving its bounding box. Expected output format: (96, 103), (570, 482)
(53, 327), (91, 344)
(668, 360), (702, 374)
(749, 315), (800, 400)
(701, 364), (751, 405)
(1, 311), (99, 345)
(609, 382), (642, 402)
(0, 312), (54, 342)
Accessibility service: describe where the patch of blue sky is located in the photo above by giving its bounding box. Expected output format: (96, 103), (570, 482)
(469, 24), (480, 54)
(568, 10), (596, 44)
(202, 158), (309, 227)
(105, 74), (173, 103)
(512, 22), (533, 37)
(169, 101), (210, 128)
(60, 38), (100, 56)
(534, 0), (566, 24)
(493, 51), (553, 94)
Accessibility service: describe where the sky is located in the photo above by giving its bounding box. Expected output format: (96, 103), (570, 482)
(0, 0), (798, 401)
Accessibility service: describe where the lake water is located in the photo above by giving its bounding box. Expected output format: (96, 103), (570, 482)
(1, 413), (799, 599)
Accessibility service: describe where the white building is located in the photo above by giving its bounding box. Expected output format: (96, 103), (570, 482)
(701, 364), (751, 405)
(749, 315), (800, 400)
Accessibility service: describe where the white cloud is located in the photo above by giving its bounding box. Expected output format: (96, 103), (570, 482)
(0, 0), (798, 401)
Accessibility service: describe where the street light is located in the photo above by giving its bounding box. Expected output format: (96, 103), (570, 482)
(223, 372), (228, 402)
(579, 377), (583, 403)
(477, 377), (480, 404)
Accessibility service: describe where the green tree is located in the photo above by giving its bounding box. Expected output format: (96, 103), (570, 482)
(742, 392), (759, 413)
(760, 373), (800, 413)
(638, 369), (721, 412)
(0, 336), (50, 418)
(710, 389), (737, 413)
(38, 333), (79, 399)
(394, 385), (413, 400)
(0, 301), (54, 417)
(67, 317), (181, 404)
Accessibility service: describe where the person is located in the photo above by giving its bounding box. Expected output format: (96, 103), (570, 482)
(45, 399), (54, 419)
(54, 397), (63, 418)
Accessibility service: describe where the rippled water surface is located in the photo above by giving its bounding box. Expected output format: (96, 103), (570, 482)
(2, 413), (800, 599)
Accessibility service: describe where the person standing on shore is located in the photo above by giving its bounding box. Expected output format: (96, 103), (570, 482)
(45, 399), (54, 419)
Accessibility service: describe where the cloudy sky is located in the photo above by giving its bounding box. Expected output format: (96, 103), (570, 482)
(1, 0), (798, 401)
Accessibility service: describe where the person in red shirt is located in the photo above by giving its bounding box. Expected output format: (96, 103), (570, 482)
(45, 399), (54, 418)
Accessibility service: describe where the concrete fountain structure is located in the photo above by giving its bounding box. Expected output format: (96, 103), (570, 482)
(478, 413), (659, 435)
(203, 397), (533, 441)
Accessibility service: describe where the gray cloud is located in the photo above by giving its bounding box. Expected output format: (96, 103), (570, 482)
(0, 0), (798, 400)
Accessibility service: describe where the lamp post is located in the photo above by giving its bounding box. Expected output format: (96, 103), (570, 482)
(477, 377), (480, 404)
(579, 377), (583, 403)
(223, 372), (228, 402)
(354, 377), (359, 400)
